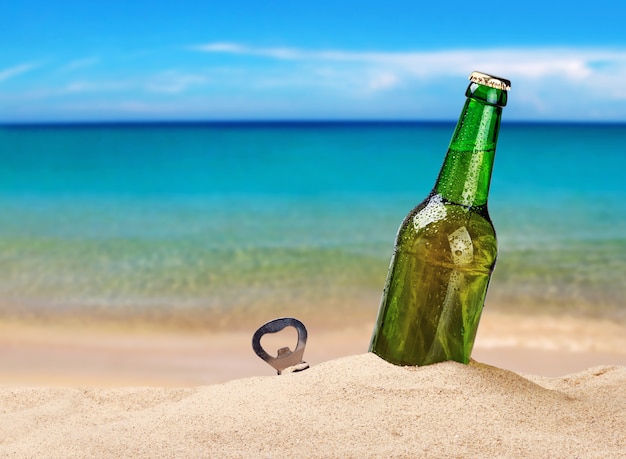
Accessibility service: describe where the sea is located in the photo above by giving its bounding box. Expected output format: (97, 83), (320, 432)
(1, 121), (625, 327)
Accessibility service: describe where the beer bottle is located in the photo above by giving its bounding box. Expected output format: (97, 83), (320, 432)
(369, 71), (510, 366)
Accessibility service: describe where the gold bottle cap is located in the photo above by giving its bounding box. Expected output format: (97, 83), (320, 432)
(469, 71), (511, 91)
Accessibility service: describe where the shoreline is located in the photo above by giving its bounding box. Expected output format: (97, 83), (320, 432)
(2, 310), (625, 387)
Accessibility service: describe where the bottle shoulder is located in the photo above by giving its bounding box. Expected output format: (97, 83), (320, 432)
(401, 193), (494, 234)
(395, 194), (497, 271)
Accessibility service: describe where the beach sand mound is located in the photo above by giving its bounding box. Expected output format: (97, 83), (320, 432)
(1, 353), (625, 458)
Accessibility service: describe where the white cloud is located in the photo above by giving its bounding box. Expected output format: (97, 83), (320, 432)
(194, 42), (306, 60)
(196, 42), (247, 53)
(0, 62), (40, 82)
(146, 71), (207, 94)
(59, 57), (100, 72)
(22, 71), (207, 98)
(4, 44), (626, 120)
(368, 72), (399, 91)
(194, 42), (626, 95)
(62, 80), (130, 93)
(58, 100), (181, 114)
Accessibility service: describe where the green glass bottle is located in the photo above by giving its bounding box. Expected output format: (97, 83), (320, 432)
(369, 71), (510, 366)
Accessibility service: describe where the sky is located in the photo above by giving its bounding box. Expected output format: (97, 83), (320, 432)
(1, 0), (626, 122)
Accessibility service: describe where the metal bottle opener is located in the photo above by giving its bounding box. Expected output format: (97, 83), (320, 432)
(252, 317), (309, 375)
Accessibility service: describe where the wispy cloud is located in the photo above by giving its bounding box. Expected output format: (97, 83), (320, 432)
(62, 80), (131, 94)
(61, 72), (208, 95)
(196, 42), (303, 60)
(368, 72), (400, 91)
(194, 43), (626, 95)
(4, 44), (626, 121)
(0, 62), (40, 82)
(145, 71), (208, 94)
(16, 70), (208, 100)
(58, 57), (101, 72)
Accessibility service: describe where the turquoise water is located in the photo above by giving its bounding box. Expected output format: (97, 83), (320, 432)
(0, 122), (625, 323)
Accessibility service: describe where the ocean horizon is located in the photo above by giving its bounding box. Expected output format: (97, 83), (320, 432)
(4, 119), (626, 128)
(1, 120), (625, 328)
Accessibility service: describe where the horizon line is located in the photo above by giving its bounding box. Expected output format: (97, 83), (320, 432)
(3, 118), (626, 128)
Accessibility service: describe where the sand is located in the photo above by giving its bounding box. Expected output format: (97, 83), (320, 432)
(1, 311), (625, 386)
(1, 312), (626, 457)
(0, 353), (624, 458)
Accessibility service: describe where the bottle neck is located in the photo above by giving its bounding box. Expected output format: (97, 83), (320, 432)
(433, 83), (505, 207)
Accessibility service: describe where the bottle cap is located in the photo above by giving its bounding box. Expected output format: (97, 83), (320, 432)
(469, 71), (511, 91)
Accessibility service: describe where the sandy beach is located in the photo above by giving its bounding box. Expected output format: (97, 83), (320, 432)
(1, 310), (625, 386)
(1, 311), (625, 457)
(1, 353), (625, 457)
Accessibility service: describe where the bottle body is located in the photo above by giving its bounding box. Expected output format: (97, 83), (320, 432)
(370, 193), (496, 365)
(369, 72), (509, 366)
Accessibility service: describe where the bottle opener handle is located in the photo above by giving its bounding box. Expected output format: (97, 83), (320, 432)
(252, 317), (309, 374)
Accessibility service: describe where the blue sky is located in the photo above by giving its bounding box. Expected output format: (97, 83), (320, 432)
(2, 0), (626, 122)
